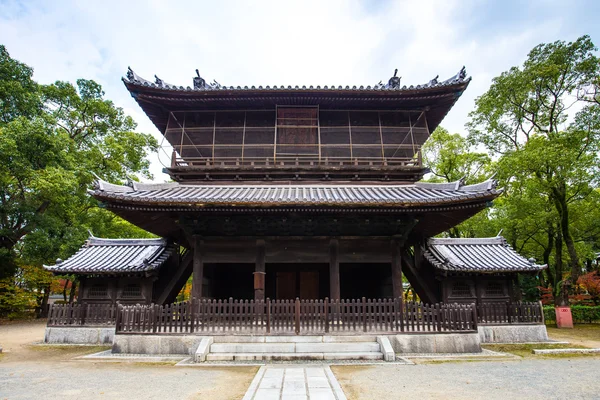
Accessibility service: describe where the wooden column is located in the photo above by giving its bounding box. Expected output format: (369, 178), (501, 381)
(329, 239), (340, 300)
(192, 236), (204, 300)
(391, 239), (403, 299)
(254, 239), (266, 301)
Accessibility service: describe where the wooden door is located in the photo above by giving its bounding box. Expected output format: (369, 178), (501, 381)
(300, 271), (319, 299)
(276, 271), (296, 299)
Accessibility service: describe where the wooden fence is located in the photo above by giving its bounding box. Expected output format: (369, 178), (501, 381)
(115, 298), (478, 335)
(477, 302), (544, 325)
(47, 303), (117, 326)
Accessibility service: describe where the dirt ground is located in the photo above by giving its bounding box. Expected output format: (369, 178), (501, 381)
(0, 320), (258, 400)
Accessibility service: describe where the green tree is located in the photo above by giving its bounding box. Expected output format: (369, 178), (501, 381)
(422, 127), (492, 184)
(0, 46), (158, 282)
(468, 35), (600, 305)
(422, 127), (494, 238)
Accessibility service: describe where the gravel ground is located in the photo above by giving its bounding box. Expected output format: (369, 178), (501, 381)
(0, 320), (259, 400)
(0, 361), (258, 400)
(332, 357), (600, 400)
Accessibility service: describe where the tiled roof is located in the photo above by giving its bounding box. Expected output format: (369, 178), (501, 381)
(424, 237), (546, 273)
(123, 67), (471, 93)
(90, 179), (501, 208)
(44, 237), (173, 275)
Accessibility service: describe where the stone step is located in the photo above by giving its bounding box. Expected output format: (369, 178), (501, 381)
(206, 351), (384, 361)
(210, 342), (380, 354)
(211, 335), (378, 343)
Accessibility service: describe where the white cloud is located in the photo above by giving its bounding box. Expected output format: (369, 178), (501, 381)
(0, 0), (596, 180)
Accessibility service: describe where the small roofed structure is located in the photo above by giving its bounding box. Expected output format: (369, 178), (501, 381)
(423, 237), (546, 305)
(45, 237), (178, 305)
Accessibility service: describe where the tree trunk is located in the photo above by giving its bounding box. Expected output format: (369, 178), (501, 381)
(68, 280), (77, 303)
(542, 225), (554, 288)
(552, 184), (581, 282)
(62, 279), (69, 302)
(39, 286), (50, 318)
(554, 231), (568, 306)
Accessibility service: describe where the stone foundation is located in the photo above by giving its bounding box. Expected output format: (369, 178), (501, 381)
(389, 333), (481, 353)
(112, 334), (207, 355)
(44, 326), (115, 345)
(477, 324), (549, 343)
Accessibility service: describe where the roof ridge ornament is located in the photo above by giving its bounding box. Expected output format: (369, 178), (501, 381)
(154, 75), (163, 86)
(427, 75), (439, 86)
(387, 69), (401, 89)
(442, 66), (468, 84)
(194, 69), (206, 89)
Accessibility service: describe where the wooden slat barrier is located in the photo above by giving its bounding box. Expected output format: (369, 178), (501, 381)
(113, 298), (480, 335)
(477, 302), (544, 325)
(47, 303), (116, 326)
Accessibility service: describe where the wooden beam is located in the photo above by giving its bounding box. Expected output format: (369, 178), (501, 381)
(254, 239), (266, 301)
(192, 236), (204, 300)
(391, 239), (403, 299)
(329, 238), (340, 300)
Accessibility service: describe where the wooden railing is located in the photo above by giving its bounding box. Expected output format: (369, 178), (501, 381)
(171, 149), (422, 169)
(115, 298), (478, 335)
(47, 303), (117, 326)
(477, 302), (544, 325)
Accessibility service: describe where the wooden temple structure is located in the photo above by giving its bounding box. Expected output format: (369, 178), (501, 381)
(45, 67), (545, 309)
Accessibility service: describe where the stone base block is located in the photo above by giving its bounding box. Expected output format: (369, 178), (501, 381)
(112, 334), (206, 355)
(478, 324), (549, 343)
(376, 336), (396, 361)
(389, 333), (481, 354)
(44, 326), (115, 345)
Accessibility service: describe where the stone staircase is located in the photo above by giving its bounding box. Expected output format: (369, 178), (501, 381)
(202, 335), (389, 362)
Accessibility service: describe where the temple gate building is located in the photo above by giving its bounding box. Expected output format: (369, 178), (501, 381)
(43, 67), (550, 357)
(46, 67), (544, 306)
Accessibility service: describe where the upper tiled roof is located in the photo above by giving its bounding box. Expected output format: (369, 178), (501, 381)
(90, 179), (501, 208)
(44, 237), (173, 275)
(424, 236), (546, 273)
(123, 67), (470, 93)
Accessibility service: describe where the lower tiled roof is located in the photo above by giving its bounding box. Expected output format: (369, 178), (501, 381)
(44, 237), (173, 275)
(90, 179), (501, 208)
(424, 237), (546, 273)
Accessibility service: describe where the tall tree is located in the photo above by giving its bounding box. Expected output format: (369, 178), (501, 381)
(468, 36), (600, 304)
(0, 46), (158, 279)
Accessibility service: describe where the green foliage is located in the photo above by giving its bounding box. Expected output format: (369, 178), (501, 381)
(0, 277), (37, 319)
(422, 127), (492, 184)
(0, 45), (159, 316)
(467, 35), (600, 304)
(0, 45), (42, 124)
(543, 305), (600, 324)
(0, 46), (158, 280)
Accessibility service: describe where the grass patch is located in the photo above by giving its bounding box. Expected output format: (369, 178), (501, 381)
(546, 324), (600, 343)
(482, 343), (589, 358)
(29, 345), (111, 353)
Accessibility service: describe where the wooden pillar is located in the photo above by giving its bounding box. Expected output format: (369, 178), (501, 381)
(254, 239), (266, 301)
(391, 239), (403, 299)
(192, 236), (204, 300)
(329, 239), (340, 300)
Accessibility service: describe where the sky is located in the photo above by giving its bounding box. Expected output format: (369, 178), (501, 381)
(1, 0), (599, 181)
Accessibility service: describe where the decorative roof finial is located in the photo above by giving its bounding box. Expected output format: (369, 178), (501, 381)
(193, 69), (206, 89)
(154, 75), (163, 86)
(388, 69), (401, 89)
(126, 66), (135, 81)
(428, 75), (439, 86)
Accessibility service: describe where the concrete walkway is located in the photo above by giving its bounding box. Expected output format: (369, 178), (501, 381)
(242, 365), (347, 400)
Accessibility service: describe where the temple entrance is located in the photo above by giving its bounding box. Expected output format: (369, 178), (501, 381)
(267, 263), (329, 299)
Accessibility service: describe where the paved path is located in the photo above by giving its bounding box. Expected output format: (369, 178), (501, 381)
(242, 365), (347, 400)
